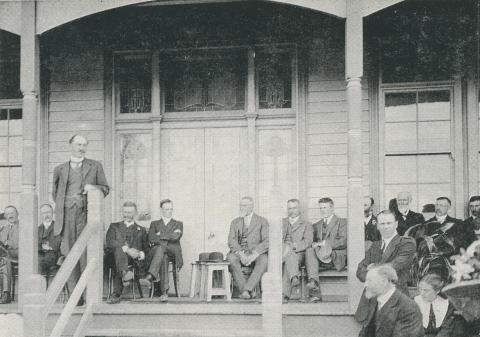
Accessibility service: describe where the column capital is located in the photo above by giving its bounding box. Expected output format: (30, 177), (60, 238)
(22, 91), (38, 99)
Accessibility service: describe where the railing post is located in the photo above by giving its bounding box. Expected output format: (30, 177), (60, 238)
(262, 218), (283, 337)
(23, 275), (46, 337)
(86, 189), (104, 304)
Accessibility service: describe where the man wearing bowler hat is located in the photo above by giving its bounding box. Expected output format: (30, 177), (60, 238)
(305, 197), (347, 302)
(227, 196), (269, 300)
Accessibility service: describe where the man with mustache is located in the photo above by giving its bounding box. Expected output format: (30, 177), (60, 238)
(52, 134), (109, 304)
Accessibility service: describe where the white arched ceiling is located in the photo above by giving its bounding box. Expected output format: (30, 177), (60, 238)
(0, 1), (21, 36)
(361, 0), (406, 17)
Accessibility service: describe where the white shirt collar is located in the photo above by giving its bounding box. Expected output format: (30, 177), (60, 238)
(364, 214), (372, 225)
(289, 216), (300, 225)
(436, 214), (447, 223)
(70, 156), (84, 163)
(43, 221), (53, 229)
(323, 214), (334, 225)
(162, 217), (172, 225)
(244, 213), (253, 227)
(414, 295), (449, 328)
(124, 220), (135, 228)
(377, 286), (396, 310)
(400, 209), (410, 217)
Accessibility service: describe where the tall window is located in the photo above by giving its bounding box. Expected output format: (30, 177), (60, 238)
(257, 51), (292, 109)
(0, 32), (21, 99)
(163, 50), (246, 112)
(0, 108), (22, 208)
(383, 89), (453, 211)
(115, 53), (152, 114)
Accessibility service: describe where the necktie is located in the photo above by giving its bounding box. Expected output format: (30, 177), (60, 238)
(427, 303), (436, 330)
(381, 240), (386, 252)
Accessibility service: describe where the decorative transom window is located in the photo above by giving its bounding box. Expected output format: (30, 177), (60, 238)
(257, 51), (292, 109)
(115, 53), (152, 114)
(162, 51), (246, 112)
(383, 89), (453, 212)
(0, 107), (22, 208)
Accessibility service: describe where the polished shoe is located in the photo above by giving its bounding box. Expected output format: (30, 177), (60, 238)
(107, 295), (121, 304)
(240, 290), (251, 300)
(0, 292), (11, 304)
(309, 296), (322, 303)
(122, 270), (134, 282)
(139, 273), (154, 288)
(306, 279), (319, 291)
(159, 294), (168, 302)
(291, 276), (300, 287)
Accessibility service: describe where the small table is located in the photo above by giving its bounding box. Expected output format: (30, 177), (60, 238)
(189, 261), (231, 302)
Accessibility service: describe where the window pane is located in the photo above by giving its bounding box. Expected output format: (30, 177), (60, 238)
(417, 155), (451, 184)
(164, 51), (246, 112)
(8, 136), (22, 164)
(385, 92), (416, 122)
(116, 54), (151, 114)
(9, 167), (21, 193)
(0, 137), (7, 163)
(119, 133), (152, 227)
(0, 168), (8, 193)
(258, 52), (292, 109)
(385, 156), (416, 184)
(417, 121), (450, 152)
(385, 122), (417, 152)
(418, 91), (450, 121)
(418, 183), (451, 212)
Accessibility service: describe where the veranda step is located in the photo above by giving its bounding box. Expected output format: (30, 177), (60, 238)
(86, 328), (262, 337)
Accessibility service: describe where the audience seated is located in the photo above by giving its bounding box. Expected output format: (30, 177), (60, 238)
(0, 206), (19, 304)
(105, 201), (148, 304)
(415, 274), (466, 337)
(38, 204), (62, 275)
(141, 199), (183, 303)
(227, 197), (269, 300)
(305, 197), (347, 302)
(282, 199), (313, 301)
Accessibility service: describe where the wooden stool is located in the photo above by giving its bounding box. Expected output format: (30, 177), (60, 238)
(204, 262), (231, 302)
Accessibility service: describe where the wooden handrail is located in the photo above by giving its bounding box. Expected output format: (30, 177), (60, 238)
(44, 221), (97, 313)
(49, 257), (98, 337)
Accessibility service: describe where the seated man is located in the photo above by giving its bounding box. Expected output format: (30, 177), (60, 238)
(305, 197), (347, 302)
(141, 199), (183, 302)
(282, 199), (313, 300)
(364, 196), (380, 249)
(396, 191), (425, 236)
(227, 196), (269, 300)
(38, 204), (62, 275)
(0, 206), (19, 304)
(105, 201), (148, 304)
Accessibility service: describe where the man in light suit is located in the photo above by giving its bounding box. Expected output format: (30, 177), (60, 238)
(282, 199), (313, 300)
(52, 134), (109, 302)
(141, 199), (183, 302)
(305, 197), (347, 302)
(227, 196), (269, 300)
(0, 206), (19, 304)
(357, 264), (423, 337)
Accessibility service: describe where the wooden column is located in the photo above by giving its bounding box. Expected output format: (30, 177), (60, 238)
(246, 48), (257, 198)
(86, 189), (104, 304)
(19, 0), (40, 307)
(151, 51), (162, 219)
(346, 0), (365, 312)
(466, 78), (479, 213)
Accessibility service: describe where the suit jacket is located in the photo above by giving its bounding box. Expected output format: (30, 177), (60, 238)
(397, 210), (425, 236)
(52, 158), (109, 235)
(425, 215), (463, 254)
(228, 213), (269, 255)
(312, 215), (347, 270)
(105, 221), (149, 254)
(365, 215), (381, 242)
(0, 222), (19, 260)
(461, 217), (479, 250)
(356, 234), (416, 294)
(147, 219), (183, 269)
(38, 221), (62, 253)
(358, 289), (423, 337)
(283, 217), (313, 253)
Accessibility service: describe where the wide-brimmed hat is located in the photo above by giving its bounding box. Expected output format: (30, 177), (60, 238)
(315, 244), (332, 264)
(209, 252), (224, 262)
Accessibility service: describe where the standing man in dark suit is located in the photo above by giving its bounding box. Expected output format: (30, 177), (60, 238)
(356, 264), (423, 337)
(305, 197), (347, 302)
(105, 201), (149, 304)
(141, 199), (183, 302)
(38, 204), (62, 275)
(282, 199), (313, 300)
(396, 191), (425, 236)
(227, 196), (269, 300)
(356, 210), (416, 295)
(462, 196), (480, 249)
(52, 134), (109, 301)
(364, 196), (380, 249)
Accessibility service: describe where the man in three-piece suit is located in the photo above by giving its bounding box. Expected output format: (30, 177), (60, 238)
(52, 134), (109, 301)
(396, 191), (425, 236)
(227, 196), (269, 300)
(38, 204), (62, 275)
(305, 197), (347, 302)
(141, 199), (183, 302)
(105, 201), (149, 304)
(357, 264), (423, 337)
(282, 199), (313, 300)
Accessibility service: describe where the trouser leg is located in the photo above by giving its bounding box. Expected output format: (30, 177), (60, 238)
(305, 247), (320, 281)
(148, 245), (166, 280)
(38, 252), (58, 275)
(112, 248), (130, 296)
(244, 253), (268, 292)
(283, 251), (303, 297)
(0, 258), (11, 293)
(227, 252), (246, 293)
